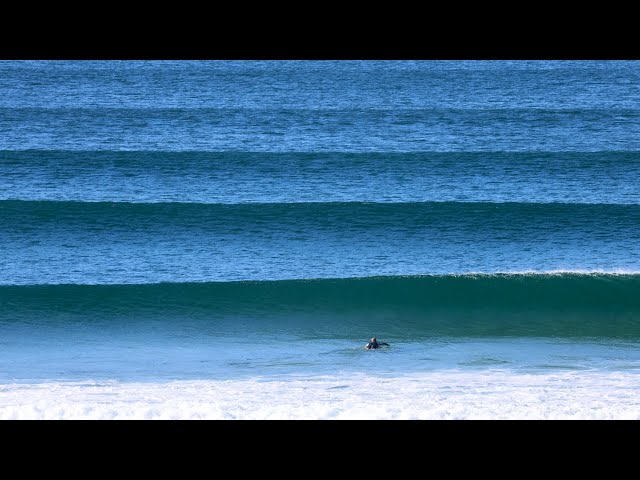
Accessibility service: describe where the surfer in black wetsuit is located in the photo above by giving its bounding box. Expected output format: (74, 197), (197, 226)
(365, 337), (390, 350)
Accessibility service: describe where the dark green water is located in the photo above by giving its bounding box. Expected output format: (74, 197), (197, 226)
(2, 274), (639, 338)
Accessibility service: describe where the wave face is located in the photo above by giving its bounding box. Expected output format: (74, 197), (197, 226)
(2, 274), (639, 338)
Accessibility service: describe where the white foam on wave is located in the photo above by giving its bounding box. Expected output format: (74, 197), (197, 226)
(445, 269), (640, 276)
(7, 269), (640, 287)
(2, 370), (640, 419)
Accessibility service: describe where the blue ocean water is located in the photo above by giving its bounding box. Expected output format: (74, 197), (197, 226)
(1, 61), (639, 419)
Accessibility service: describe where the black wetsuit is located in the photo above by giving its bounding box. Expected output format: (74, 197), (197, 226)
(365, 340), (389, 349)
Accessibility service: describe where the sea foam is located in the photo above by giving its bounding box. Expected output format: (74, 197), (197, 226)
(2, 370), (639, 420)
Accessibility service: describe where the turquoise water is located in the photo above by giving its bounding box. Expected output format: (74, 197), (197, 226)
(0, 61), (639, 418)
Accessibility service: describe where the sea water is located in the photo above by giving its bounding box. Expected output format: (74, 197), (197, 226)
(1, 61), (639, 419)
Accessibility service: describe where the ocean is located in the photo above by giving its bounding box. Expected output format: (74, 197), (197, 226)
(1, 60), (639, 419)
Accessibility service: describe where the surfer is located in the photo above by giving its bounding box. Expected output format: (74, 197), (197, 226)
(365, 337), (389, 350)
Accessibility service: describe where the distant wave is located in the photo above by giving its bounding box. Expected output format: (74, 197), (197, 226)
(3, 150), (638, 205)
(2, 199), (638, 228)
(3, 107), (640, 152)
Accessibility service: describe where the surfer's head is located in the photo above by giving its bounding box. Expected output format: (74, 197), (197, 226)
(371, 337), (377, 343)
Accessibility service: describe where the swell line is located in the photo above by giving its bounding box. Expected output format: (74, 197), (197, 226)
(1, 199), (638, 227)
